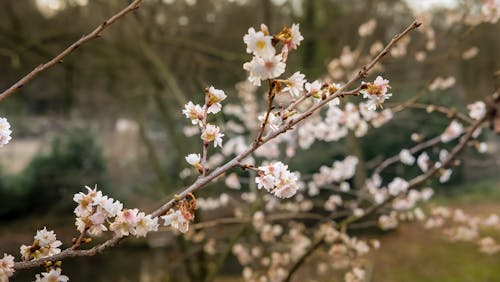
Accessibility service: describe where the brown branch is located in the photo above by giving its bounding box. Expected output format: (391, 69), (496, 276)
(0, 0), (144, 102)
(12, 20), (421, 272)
(340, 113), (489, 229)
(373, 135), (441, 175)
(254, 80), (276, 146)
(283, 237), (325, 282)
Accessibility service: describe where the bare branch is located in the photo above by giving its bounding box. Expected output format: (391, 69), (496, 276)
(0, 0), (144, 102)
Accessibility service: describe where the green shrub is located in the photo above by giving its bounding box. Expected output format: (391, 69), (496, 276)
(0, 128), (110, 219)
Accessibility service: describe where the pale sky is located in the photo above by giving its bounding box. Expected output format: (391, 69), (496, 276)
(404, 0), (458, 11)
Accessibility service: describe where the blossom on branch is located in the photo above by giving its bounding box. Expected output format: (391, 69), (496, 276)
(0, 117), (12, 147)
(34, 268), (69, 282)
(20, 227), (62, 261)
(467, 101), (486, 120)
(441, 120), (464, 143)
(255, 162), (300, 199)
(201, 124), (224, 148)
(360, 76), (393, 110)
(182, 102), (205, 126)
(399, 149), (415, 165)
(243, 54), (286, 86)
(282, 71), (306, 97)
(243, 27), (275, 57)
(206, 86), (227, 114)
(0, 254), (14, 281)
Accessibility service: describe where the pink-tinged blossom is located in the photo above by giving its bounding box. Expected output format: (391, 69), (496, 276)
(467, 101), (486, 120)
(304, 80), (322, 99)
(399, 149), (415, 165)
(182, 101), (205, 126)
(0, 117), (12, 147)
(283, 71), (305, 97)
(361, 76), (392, 110)
(243, 54), (286, 86)
(441, 120), (464, 143)
(206, 86), (226, 114)
(388, 177), (409, 196)
(417, 152), (430, 172)
(201, 124), (224, 148)
(288, 23), (304, 50)
(243, 27), (275, 57)
(34, 268), (69, 282)
(0, 254), (14, 281)
(255, 162), (300, 199)
(73, 186), (123, 236)
(481, 0), (500, 23)
(109, 208), (139, 237)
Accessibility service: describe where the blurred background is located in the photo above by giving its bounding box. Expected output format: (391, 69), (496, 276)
(0, 0), (499, 281)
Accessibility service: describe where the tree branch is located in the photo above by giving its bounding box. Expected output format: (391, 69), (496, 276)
(11, 19), (421, 272)
(0, 0), (144, 102)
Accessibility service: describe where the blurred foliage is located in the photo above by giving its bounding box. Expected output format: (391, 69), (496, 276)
(0, 128), (109, 220)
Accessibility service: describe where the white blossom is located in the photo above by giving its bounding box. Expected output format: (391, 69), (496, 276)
(399, 149), (415, 165)
(358, 19), (377, 37)
(201, 124), (224, 148)
(417, 152), (430, 172)
(388, 177), (409, 196)
(162, 209), (190, 233)
(441, 120), (464, 143)
(361, 76), (392, 110)
(243, 54), (286, 86)
(255, 162), (300, 198)
(206, 86), (226, 114)
(288, 23), (304, 50)
(0, 117), (12, 147)
(467, 101), (486, 120)
(439, 169), (453, 183)
(283, 71), (305, 97)
(243, 27), (275, 57)
(304, 80), (322, 98)
(133, 212), (159, 237)
(182, 102), (205, 126)
(34, 268), (69, 282)
(185, 153), (201, 167)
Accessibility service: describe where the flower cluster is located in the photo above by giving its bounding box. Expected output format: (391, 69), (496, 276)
(183, 86), (227, 173)
(74, 186), (158, 238)
(255, 162), (300, 199)
(34, 268), (69, 282)
(360, 76), (393, 110)
(161, 194), (197, 233)
(243, 24), (303, 86)
(0, 117), (12, 147)
(20, 227), (62, 261)
(0, 254), (14, 281)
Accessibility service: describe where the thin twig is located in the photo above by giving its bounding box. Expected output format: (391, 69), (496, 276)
(373, 135), (441, 175)
(0, 0), (143, 102)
